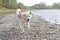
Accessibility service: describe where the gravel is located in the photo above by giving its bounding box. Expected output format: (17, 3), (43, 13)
(0, 13), (60, 40)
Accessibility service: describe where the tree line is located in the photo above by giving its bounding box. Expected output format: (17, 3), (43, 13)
(31, 2), (60, 9)
(0, 0), (28, 9)
(0, 0), (60, 9)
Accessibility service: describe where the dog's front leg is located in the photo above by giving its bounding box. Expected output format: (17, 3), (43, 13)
(20, 19), (25, 32)
(27, 21), (30, 29)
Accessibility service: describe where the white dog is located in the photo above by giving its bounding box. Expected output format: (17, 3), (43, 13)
(16, 9), (32, 29)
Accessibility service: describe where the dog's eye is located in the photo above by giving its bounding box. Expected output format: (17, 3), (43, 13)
(29, 16), (30, 17)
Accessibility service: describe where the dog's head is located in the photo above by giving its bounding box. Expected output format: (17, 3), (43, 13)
(28, 12), (32, 19)
(25, 12), (32, 22)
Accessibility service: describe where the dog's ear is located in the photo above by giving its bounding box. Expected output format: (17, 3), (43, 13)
(30, 12), (33, 15)
(29, 12), (32, 15)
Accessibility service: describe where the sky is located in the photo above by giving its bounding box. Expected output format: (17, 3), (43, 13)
(17, 0), (60, 6)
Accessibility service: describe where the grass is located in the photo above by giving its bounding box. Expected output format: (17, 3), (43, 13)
(0, 8), (16, 15)
(0, 7), (28, 15)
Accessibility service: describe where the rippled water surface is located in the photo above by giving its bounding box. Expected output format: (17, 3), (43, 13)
(28, 9), (60, 24)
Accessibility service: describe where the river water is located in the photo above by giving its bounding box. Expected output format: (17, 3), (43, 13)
(26, 9), (60, 24)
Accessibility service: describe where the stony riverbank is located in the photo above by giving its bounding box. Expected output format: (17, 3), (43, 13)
(0, 13), (60, 40)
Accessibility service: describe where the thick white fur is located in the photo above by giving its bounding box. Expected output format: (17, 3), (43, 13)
(16, 9), (32, 29)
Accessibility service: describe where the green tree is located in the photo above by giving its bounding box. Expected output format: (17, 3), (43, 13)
(31, 2), (47, 9)
(0, 0), (2, 8)
(17, 2), (24, 9)
(2, 0), (17, 9)
(51, 3), (60, 9)
(0, 0), (28, 9)
(9, 0), (17, 9)
(2, 0), (9, 8)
